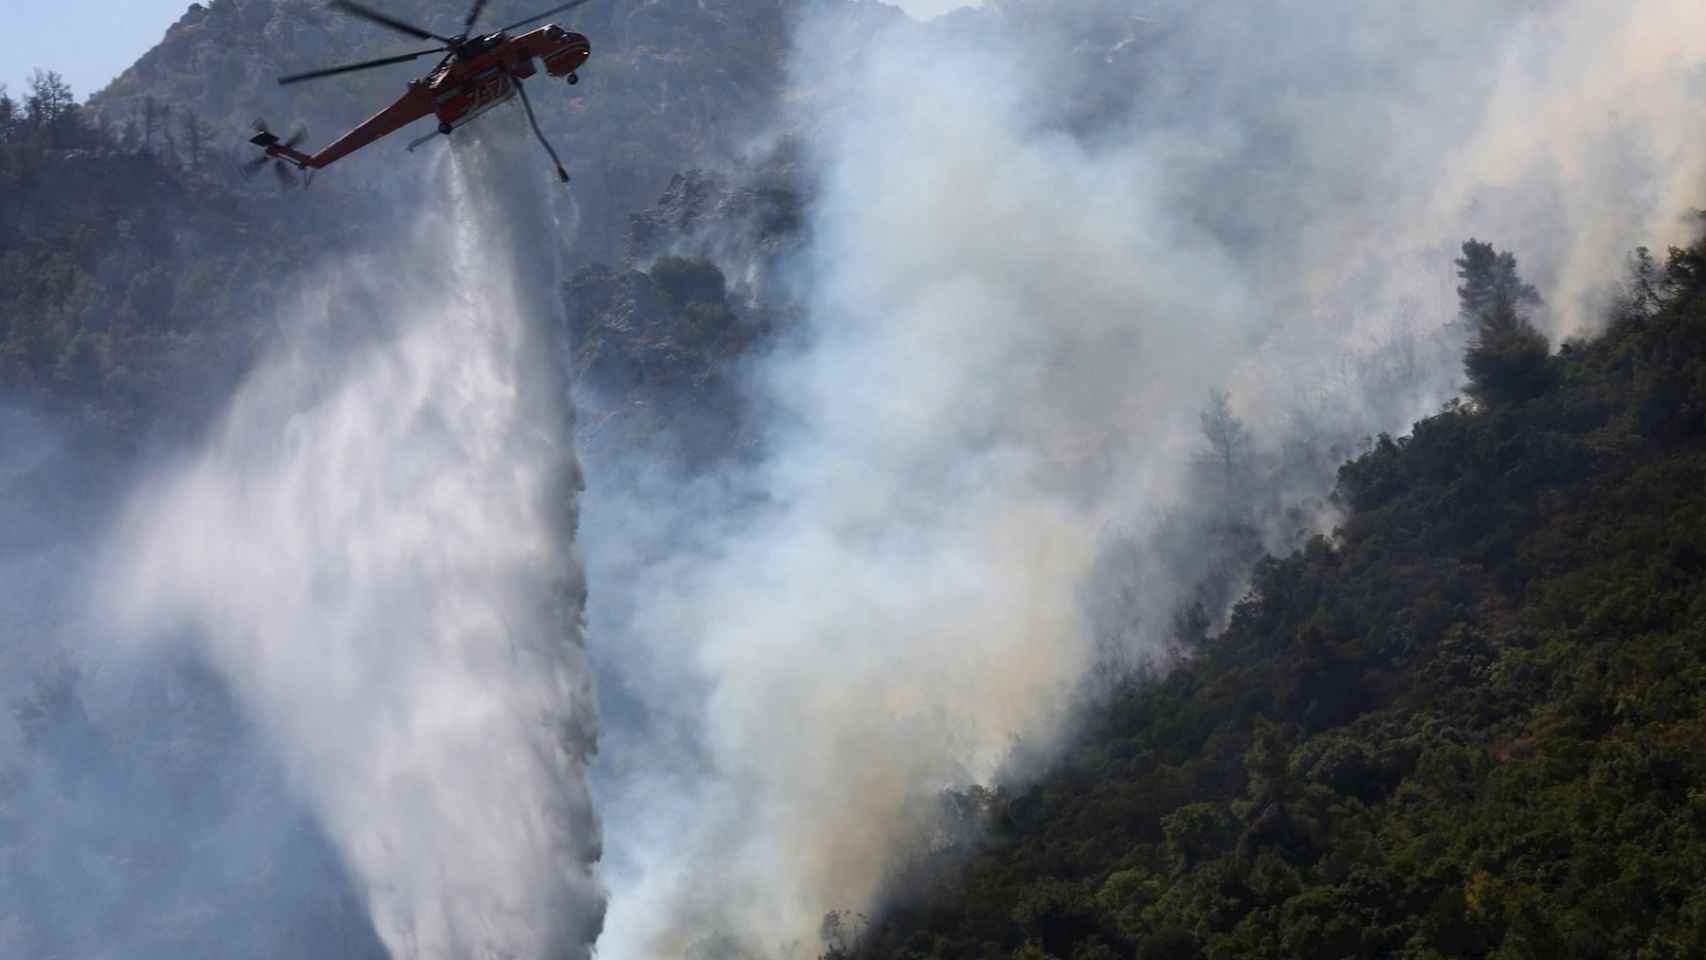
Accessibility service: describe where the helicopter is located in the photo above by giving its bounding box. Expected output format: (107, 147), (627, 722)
(247, 0), (593, 184)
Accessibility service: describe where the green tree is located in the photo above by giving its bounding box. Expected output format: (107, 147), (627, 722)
(1456, 239), (1549, 407)
(24, 69), (79, 145)
(1455, 238), (1540, 322)
(180, 107), (211, 171)
(157, 101), (179, 167)
(0, 83), (15, 143)
(141, 95), (161, 152)
(1623, 245), (1671, 319)
(1242, 717), (1295, 809)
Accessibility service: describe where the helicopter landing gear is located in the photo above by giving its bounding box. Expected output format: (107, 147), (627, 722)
(439, 120), (453, 135)
(566, 73), (579, 85)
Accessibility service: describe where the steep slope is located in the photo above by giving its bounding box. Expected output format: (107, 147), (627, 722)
(839, 235), (1706, 960)
(86, 0), (794, 260)
(0, 130), (330, 438)
(566, 148), (808, 465)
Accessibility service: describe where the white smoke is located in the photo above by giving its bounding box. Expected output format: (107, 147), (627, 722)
(588, 0), (1706, 956)
(95, 134), (603, 958)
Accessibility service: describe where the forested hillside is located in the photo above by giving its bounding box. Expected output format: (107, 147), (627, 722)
(837, 234), (1706, 960)
(0, 72), (339, 438)
(8, 3), (1706, 957)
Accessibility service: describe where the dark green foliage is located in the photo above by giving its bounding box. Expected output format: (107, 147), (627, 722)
(0, 88), (323, 437)
(1463, 294), (1551, 407)
(838, 234), (1706, 960)
(0, 71), (95, 149)
(1455, 239), (1540, 322)
(1457, 239), (1551, 407)
(22, 70), (85, 148)
(179, 107), (212, 171)
(0, 84), (17, 144)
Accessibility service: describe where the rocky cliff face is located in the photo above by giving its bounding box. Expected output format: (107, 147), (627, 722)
(566, 144), (808, 466)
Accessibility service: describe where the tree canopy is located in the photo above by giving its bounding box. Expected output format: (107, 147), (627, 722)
(835, 232), (1706, 960)
(1456, 239), (1550, 408)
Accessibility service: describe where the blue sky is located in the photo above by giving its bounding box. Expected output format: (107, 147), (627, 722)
(6, 0), (194, 102)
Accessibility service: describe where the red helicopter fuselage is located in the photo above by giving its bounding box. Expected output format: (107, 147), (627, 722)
(256, 24), (589, 172)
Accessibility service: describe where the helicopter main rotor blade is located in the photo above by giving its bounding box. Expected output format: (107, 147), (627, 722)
(494, 0), (595, 34)
(329, 0), (454, 43)
(463, 0), (489, 33)
(278, 47), (447, 85)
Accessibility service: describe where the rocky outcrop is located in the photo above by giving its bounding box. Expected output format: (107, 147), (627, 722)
(565, 152), (808, 466)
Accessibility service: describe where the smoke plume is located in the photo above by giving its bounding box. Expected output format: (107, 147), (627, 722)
(587, 0), (1706, 957)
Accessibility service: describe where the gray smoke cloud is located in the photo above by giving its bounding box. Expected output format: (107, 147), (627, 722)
(588, 0), (1706, 957)
(65, 132), (604, 958)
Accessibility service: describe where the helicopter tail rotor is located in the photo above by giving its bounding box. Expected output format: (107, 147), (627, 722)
(244, 120), (312, 187)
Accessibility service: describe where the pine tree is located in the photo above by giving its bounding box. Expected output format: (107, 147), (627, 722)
(1623, 245), (1671, 320)
(141, 96), (160, 153)
(158, 103), (178, 167)
(1193, 389), (1254, 515)
(0, 84), (15, 143)
(1456, 239), (1550, 407)
(180, 109), (210, 171)
(1455, 239), (1540, 322)
(24, 69), (78, 145)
